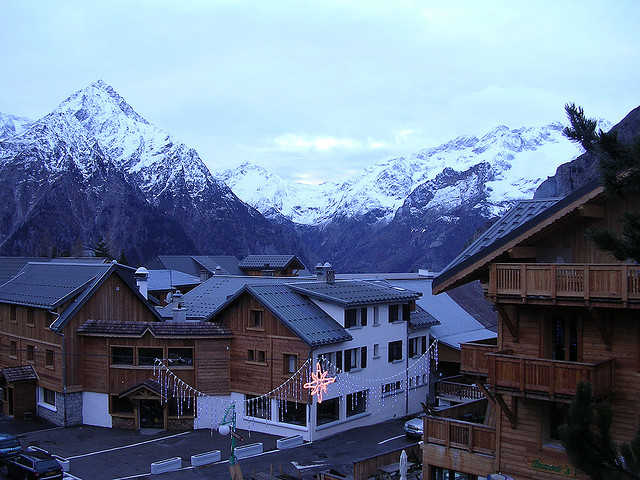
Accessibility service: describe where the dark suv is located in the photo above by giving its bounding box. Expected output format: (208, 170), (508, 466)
(0, 433), (22, 458)
(5, 451), (63, 480)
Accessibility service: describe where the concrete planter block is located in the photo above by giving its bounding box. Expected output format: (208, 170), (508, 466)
(277, 435), (303, 449)
(234, 443), (263, 459)
(151, 457), (182, 474)
(53, 456), (70, 472)
(190, 450), (221, 467)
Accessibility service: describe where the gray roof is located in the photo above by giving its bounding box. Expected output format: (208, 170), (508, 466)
(0, 262), (161, 331)
(147, 270), (201, 291)
(215, 284), (352, 347)
(77, 319), (231, 337)
(1, 365), (38, 383)
(239, 255), (305, 271)
(149, 255), (243, 276)
(441, 198), (561, 276)
(409, 305), (440, 330)
(0, 256), (108, 285)
(287, 280), (421, 307)
(157, 275), (302, 320)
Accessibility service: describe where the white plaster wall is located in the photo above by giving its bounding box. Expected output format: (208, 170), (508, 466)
(310, 299), (344, 326)
(82, 392), (112, 428)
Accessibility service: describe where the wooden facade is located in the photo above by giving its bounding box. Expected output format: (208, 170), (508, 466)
(215, 292), (311, 402)
(425, 188), (640, 480)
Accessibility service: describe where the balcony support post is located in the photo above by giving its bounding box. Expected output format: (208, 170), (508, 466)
(496, 305), (519, 343)
(495, 393), (517, 429)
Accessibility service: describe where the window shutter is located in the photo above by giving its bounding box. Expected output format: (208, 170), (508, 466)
(344, 349), (352, 372)
(361, 308), (367, 326)
(361, 346), (367, 368)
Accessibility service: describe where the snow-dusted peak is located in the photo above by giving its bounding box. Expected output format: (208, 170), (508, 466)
(0, 112), (32, 140)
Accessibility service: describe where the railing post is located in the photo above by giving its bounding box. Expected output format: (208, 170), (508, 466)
(489, 264), (497, 296)
(520, 264), (527, 299)
(584, 266), (590, 301)
(550, 363), (555, 397)
(623, 265), (629, 304)
(551, 265), (557, 299)
(446, 421), (450, 448)
(468, 424), (473, 452)
(520, 358), (525, 392)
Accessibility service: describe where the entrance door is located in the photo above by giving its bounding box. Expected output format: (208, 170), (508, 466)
(8, 387), (13, 416)
(139, 399), (164, 429)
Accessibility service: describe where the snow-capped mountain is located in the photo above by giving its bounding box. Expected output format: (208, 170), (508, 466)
(0, 113), (31, 140)
(0, 81), (302, 262)
(220, 122), (606, 226)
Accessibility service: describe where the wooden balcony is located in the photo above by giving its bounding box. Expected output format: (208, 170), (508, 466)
(488, 353), (615, 399)
(424, 416), (496, 456)
(489, 263), (640, 308)
(460, 343), (497, 376)
(436, 379), (484, 402)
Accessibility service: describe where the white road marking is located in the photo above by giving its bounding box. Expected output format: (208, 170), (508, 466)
(65, 431), (192, 460)
(377, 434), (405, 444)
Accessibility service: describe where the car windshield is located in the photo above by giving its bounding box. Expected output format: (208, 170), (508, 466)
(36, 459), (61, 472)
(0, 438), (20, 448)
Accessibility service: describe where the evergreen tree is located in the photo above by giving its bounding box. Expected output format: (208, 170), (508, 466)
(89, 237), (113, 259)
(117, 250), (129, 266)
(560, 382), (640, 479)
(563, 103), (640, 262)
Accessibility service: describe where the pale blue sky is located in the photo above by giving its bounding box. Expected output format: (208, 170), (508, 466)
(1, 0), (639, 183)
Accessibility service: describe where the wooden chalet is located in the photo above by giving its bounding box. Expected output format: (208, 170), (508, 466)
(425, 180), (639, 480)
(238, 254), (307, 277)
(0, 261), (231, 430)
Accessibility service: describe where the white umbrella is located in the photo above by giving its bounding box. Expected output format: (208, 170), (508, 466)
(399, 449), (408, 480)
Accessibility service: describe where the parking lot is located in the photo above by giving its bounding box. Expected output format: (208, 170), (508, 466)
(2, 416), (418, 479)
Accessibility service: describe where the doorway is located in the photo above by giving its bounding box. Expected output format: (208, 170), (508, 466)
(139, 399), (163, 429)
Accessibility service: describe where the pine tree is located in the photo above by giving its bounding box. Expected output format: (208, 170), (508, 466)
(563, 103), (640, 263)
(117, 250), (129, 266)
(89, 237), (113, 259)
(560, 382), (640, 479)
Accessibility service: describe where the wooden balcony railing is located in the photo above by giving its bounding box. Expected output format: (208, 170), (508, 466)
(489, 263), (640, 304)
(424, 416), (496, 456)
(436, 380), (484, 401)
(460, 343), (498, 376)
(487, 354), (615, 398)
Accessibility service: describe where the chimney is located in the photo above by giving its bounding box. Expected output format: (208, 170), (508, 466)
(171, 290), (187, 322)
(316, 262), (335, 284)
(134, 267), (149, 300)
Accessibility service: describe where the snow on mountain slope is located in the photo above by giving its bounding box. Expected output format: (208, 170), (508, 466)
(222, 123), (591, 225)
(0, 113), (31, 140)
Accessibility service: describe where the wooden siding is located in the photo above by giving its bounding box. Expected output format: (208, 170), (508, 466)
(216, 292), (311, 402)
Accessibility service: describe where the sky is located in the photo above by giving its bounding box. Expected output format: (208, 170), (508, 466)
(1, 0), (639, 183)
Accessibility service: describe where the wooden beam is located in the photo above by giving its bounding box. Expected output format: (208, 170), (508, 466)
(495, 393), (517, 429)
(496, 305), (519, 343)
(507, 247), (537, 259)
(476, 382), (495, 404)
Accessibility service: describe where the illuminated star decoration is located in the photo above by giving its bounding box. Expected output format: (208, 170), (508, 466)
(303, 362), (336, 403)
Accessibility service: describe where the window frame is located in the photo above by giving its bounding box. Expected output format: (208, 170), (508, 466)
(45, 349), (54, 369)
(346, 390), (368, 417)
(388, 304), (399, 323)
(26, 344), (35, 362)
(26, 308), (35, 327)
(42, 388), (56, 407)
(110, 346), (134, 366)
(167, 347), (194, 367)
(248, 309), (264, 330)
(137, 347), (163, 367)
(9, 340), (17, 359)
(245, 394), (271, 420)
(247, 349), (267, 365)
(388, 340), (403, 363)
(283, 353), (297, 375)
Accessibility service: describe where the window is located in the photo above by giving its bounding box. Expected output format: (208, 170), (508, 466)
(10, 305), (16, 323)
(550, 316), (579, 362)
(26, 308), (34, 327)
(245, 394), (271, 420)
(168, 397), (194, 417)
(360, 307), (367, 326)
(249, 310), (263, 329)
(381, 381), (402, 396)
(283, 354), (297, 374)
(111, 347), (134, 365)
(409, 336), (426, 358)
(345, 309), (358, 328)
(168, 348), (193, 366)
(45, 349), (54, 368)
(421, 336), (427, 354)
(279, 400), (306, 426)
(344, 348), (358, 372)
(111, 396), (134, 414)
(360, 346), (367, 369)
(317, 397), (340, 425)
(402, 303), (411, 321)
(388, 340), (403, 362)
(26, 345), (34, 362)
(347, 390), (367, 417)
(373, 344), (380, 358)
(546, 403), (570, 445)
(9, 341), (17, 358)
(388, 304), (399, 322)
(373, 306), (380, 326)
(248, 349), (266, 363)
(42, 388), (56, 407)
(335, 350), (343, 372)
(409, 338), (418, 358)
(138, 348), (163, 366)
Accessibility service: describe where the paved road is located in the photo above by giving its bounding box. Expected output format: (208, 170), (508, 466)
(13, 418), (418, 479)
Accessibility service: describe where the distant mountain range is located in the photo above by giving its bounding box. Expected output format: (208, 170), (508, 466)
(1, 80), (633, 273)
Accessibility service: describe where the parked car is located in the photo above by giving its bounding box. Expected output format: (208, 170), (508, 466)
(403, 416), (424, 439)
(5, 450), (63, 480)
(0, 433), (22, 458)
